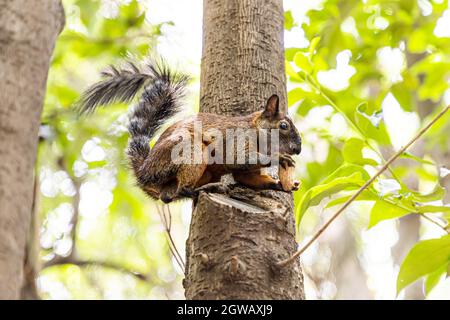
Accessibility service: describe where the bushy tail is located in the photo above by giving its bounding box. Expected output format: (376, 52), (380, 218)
(77, 61), (152, 114)
(77, 59), (189, 174)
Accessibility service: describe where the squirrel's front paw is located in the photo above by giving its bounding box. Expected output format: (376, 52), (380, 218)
(279, 163), (300, 192)
(278, 153), (296, 169)
(278, 179), (300, 192)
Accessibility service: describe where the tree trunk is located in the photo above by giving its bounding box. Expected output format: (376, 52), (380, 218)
(0, 0), (64, 299)
(326, 219), (372, 299)
(390, 52), (437, 300)
(183, 0), (304, 299)
(392, 215), (423, 299)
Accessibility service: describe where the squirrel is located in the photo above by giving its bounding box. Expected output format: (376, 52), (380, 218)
(77, 59), (302, 203)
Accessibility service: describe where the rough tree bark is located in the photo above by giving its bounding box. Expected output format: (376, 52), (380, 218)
(0, 0), (64, 299)
(183, 0), (304, 299)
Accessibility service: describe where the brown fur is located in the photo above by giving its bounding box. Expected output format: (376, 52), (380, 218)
(141, 95), (302, 203)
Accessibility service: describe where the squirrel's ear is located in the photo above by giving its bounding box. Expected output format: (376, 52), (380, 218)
(263, 94), (281, 118)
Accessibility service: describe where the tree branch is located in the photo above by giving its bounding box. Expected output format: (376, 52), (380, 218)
(421, 214), (449, 233)
(41, 158), (149, 282)
(42, 256), (148, 281)
(277, 104), (450, 268)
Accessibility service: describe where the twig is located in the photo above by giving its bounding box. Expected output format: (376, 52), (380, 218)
(162, 206), (185, 272)
(40, 158), (153, 282)
(277, 104), (450, 268)
(59, 32), (153, 45)
(157, 205), (184, 271)
(163, 206), (184, 266)
(39, 166), (149, 281)
(421, 213), (449, 232)
(380, 197), (449, 233)
(42, 256), (148, 281)
(156, 204), (185, 272)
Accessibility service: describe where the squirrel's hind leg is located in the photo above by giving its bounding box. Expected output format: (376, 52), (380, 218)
(195, 170), (213, 187)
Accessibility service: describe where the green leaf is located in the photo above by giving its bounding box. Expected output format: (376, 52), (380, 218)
(408, 29), (428, 54)
(342, 138), (378, 166)
(322, 163), (371, 183)
(415, 204), (450, 214)
(400, 152), (434, 165)
(309, 36), (321, 56)
(293, 52), (313, 74)
(325, 190), (377, 208)
(418, 66), (450, 102)
(425, 266), (446, 295)
(391, 84), (414, 112)
(49, 85), (79, 107)
(76, 0), (101, 31)
(285, 62), (303, 83)
(397, 235), (450, 294)
(287, 87), (323, 106)
(87, 160), (107, 169)
(296, 172), (367, 225)
(369, 200), (410, 228)
(284, 11), (295, 31)
(356, 103), (382, 128)
(354, 103), (391, 145)
(296, 98), (318, 117)
(411, 185), (446, 202)
(287, 88), (306, 106)
(285, 48), (302, 61)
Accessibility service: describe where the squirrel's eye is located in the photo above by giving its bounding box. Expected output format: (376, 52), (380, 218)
(279, 121), (289, 130)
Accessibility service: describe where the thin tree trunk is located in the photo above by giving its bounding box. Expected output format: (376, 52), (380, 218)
(327, 219), (372, 299)
(0, 0), (64, 299)
(183, 0), (304, 299)
(390, 52), (437, 300)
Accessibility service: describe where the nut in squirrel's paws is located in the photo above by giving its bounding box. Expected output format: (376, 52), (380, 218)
(279, 164), (300, 192)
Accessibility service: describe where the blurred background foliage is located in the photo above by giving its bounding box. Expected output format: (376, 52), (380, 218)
(37, 0), (450, 299)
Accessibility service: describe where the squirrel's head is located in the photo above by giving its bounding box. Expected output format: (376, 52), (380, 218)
(256, 94), (302, 155)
